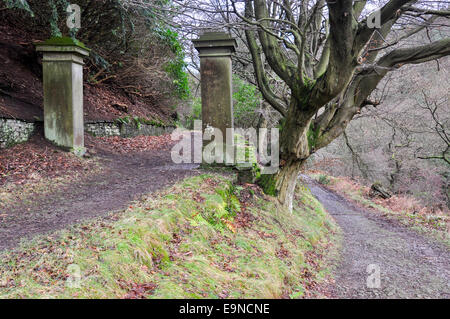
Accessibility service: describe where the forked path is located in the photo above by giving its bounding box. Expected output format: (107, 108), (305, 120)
(303, 176), (450, 298)
(2, 149), (449, 298)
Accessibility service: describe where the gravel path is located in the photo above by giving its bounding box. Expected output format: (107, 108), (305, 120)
(303, 176), (450, 299)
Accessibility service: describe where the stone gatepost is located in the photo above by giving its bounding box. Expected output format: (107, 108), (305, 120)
(36, 37), (90, 156)
(193, 32), (237, 164)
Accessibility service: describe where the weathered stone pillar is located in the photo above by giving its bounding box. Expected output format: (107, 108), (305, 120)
(36, 37), (90, 155)
(193, 32), (237, 163)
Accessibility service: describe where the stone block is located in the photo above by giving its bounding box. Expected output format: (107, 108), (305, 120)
(36, 37), (90, 155)
(193, 32), (237, 161)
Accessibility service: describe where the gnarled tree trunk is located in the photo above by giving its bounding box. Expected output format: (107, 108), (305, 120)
(274, 158), (305, 211)
(258, 99), (311, 211)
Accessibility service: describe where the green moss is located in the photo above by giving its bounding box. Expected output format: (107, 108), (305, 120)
(114, 116), (168, 128)
(277, 118), (286, 130)
(253, 163), (262, 180)
(141, 118), (166, 127)
(42, 36), (89, 50)
(303, 76), (316, 90)
(307, 123), (320, 151)
(318, 175), (331, 185)
(257, 174), (278, 196)
(296, 77), (316, 106)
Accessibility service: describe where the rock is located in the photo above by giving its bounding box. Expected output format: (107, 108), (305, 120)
(369, 182), (392, 199)
(112, 103), (129, 113)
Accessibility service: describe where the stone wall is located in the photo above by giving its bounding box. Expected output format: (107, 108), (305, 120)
(0, 118), (176, 149)
(119, 123), (175, 138)
(84, 121), (176, 138)
(0, 118), (35, 149)
(85, 122), (121, 137)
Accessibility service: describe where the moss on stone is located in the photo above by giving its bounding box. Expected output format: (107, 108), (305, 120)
(42, 36), (89, 50)
(253, 163), (262, 180)
(115, 116), (169, 128)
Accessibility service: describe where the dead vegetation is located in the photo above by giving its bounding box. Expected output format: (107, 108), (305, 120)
(310, 170), (450, 240)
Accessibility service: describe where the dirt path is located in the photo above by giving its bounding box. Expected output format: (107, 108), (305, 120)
(0, 146), (199, 251)
(303, 176), (450, 299)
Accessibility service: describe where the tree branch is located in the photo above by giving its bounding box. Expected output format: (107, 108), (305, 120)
(244, 1), (287, 116)
(355, 0), (417, 52)
(309, 0), (357, 108)
(378, 38), (450, 67)
(403, 6), (450, 18)
(252, 0), (299, 88)
(314, 38), (450, 150)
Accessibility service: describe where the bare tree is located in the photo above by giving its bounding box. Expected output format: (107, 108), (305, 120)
(128, 0), (450, 211)
(227, 0), (450, 211)
(313, 56), (449, 208)
(417, 91), (450, 165)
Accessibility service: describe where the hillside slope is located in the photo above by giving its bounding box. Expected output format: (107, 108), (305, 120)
(0, 174), (340, 299)
(0, 23), (175, 124)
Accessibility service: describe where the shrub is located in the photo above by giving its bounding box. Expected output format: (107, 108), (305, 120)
(318, 175), (331, 185)
(232, 75), (262, 128)
(184, 98), (202, 129)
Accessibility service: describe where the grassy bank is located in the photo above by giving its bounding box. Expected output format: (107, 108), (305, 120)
(0, 173), (340, 299)
(310, 172), (449, 245)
